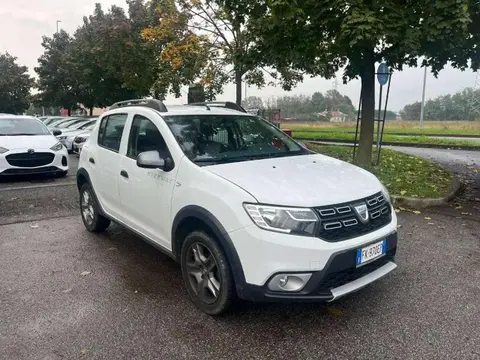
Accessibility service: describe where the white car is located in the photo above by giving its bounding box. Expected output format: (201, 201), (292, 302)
(76, 99), (397, 315)
(0, 116), (69, 177)
(57, 121), (96, 152)
(72, 131), (92, 154)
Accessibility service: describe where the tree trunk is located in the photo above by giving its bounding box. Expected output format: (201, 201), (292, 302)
(235, 70), (242, 105)
(356, 49), (375, 167)
(89, 107), (93, 116)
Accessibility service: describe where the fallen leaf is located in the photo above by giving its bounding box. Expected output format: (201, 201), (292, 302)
(397, 225), (402, 228)
(30, 224), (38, 229)
(80, 271), (91, 276)
(395, 208), (401, 213)
(396, 178), (401, 182)
(62, 288), (72, 293)
(455, 205), (463, 210)
(108, 247), (117, 251)
(400, 190), (407, 196)
(399, 207), (406, 211)
(424, 217), (431, 220)
(328, 307), (343, 317)
(412, 210), (421, 214)
(428, 222), (434, 225)
(80, 349), (89, 355)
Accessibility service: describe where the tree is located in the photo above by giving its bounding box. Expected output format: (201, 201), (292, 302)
(220, 0), (471, 165)
(143, 0), (300, 104)
(242, 96), (263, 109)
(35, 31), (78, 115)
(0, 53), (34, 114)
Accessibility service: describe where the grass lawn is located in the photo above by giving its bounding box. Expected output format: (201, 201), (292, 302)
(282, 120), (480, 136)
(308, 144), (453, 198)
(293, 131), (480, 148)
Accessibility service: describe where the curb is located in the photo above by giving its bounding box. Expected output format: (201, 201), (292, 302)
(391, 175), (463, 209)
(296, 137), (480, 151)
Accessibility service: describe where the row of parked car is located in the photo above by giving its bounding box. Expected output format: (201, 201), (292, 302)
(38, 115), (96, 154)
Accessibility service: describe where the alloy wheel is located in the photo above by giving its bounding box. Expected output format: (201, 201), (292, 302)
(81, 190), (95, 225)
(185, 242), (221, 304)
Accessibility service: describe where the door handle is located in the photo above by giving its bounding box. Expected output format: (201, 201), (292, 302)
(120, 170), (129, 179)
(89, 157), (95, 164)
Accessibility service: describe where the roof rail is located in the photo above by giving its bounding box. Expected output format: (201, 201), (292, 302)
(188, 101), (247, 113)
(109, 99), (168, 112)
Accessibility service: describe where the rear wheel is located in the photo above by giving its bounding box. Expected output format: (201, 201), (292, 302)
(79, 183), (110, 232)
(181, 231), (236, 315)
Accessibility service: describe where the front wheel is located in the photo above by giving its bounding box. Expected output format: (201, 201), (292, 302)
(79, 183), (110, 232)
(180, 231), (237, 315)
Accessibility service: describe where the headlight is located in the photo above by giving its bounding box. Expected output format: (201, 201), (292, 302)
(381, 183), (391, 203)
(50, 142), (64, 151)
(244, 203), (319, 236)
(0, 146), (8, 154)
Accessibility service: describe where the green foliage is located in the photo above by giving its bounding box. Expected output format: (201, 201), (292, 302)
(265, 90), (356, 121)
(35, 31), (78, 111)
(401, 87), (480, 121)
(309, 144), (453, 198)
(0, 53), (34, 114)
(218, 0), (473, 165)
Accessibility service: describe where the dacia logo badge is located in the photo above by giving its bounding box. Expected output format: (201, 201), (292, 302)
(27, 148), (35, 154)
(353, 203), (369, 223)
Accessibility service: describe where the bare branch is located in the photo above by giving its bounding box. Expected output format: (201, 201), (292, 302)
(195, 3), (233, 50)
(205, 2), (236, 43)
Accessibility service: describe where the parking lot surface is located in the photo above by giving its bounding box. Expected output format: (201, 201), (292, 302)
(1, 154), (479, 360)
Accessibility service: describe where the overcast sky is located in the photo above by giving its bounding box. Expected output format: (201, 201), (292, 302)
(1, 0), (478, 112)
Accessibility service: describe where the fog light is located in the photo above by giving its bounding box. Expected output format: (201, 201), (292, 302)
(62, 156), (68, 166)
(267, 273), (312, 292)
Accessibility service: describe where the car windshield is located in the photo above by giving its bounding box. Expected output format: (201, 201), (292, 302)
(0, 117), (50, 136)
(78, 120), (96, 130)
(57, 118), (86, 129)
(163, 114), (306, 164)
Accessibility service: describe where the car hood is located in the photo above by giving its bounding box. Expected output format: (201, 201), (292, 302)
(204, 154), (383, 207)
(0, 135), (59, 151)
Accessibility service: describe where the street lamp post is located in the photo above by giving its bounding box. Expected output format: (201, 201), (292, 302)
(56, 20), (62, 33)
(419, 66), (427, 129)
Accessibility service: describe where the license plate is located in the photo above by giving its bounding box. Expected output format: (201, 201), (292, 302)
(356, 240), (386, 266)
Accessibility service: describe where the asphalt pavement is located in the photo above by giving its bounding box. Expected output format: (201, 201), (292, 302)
(1, 153), (479, 360)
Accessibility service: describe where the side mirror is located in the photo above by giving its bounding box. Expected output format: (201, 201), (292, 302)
(52, 129), (62, 136)
(137, 150), (174, 171)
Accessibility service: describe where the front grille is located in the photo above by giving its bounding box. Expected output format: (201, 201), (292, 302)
(6, 152), (55, 167)
(315, 192), (391, 242)
(1, 166), (58, 175)
(316, 248), (396, 295)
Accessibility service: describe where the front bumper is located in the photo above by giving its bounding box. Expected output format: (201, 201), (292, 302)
(237, 232), (397, 302)
(0, 149), (69, 176)
(229, 210), (398, 302)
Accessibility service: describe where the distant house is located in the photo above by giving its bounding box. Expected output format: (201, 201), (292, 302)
(395, 113), (402, 120)
(318, 111), (348, 122)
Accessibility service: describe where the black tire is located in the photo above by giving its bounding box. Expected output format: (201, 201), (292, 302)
(180, 231), (236, 315)
(79, 183), (110, 232)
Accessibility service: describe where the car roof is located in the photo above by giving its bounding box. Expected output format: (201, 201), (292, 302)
(160, 105), (251, 116)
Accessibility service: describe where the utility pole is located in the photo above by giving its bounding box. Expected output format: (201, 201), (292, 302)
(56, 20), (62, 33)
(419, 66), (427, 129)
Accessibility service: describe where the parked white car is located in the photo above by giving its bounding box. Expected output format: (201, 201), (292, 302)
(76, 99), (397, 315)
(57, 121), (96, 152)
(72, 131), (92, 155)
(0, 116), (69, 177)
